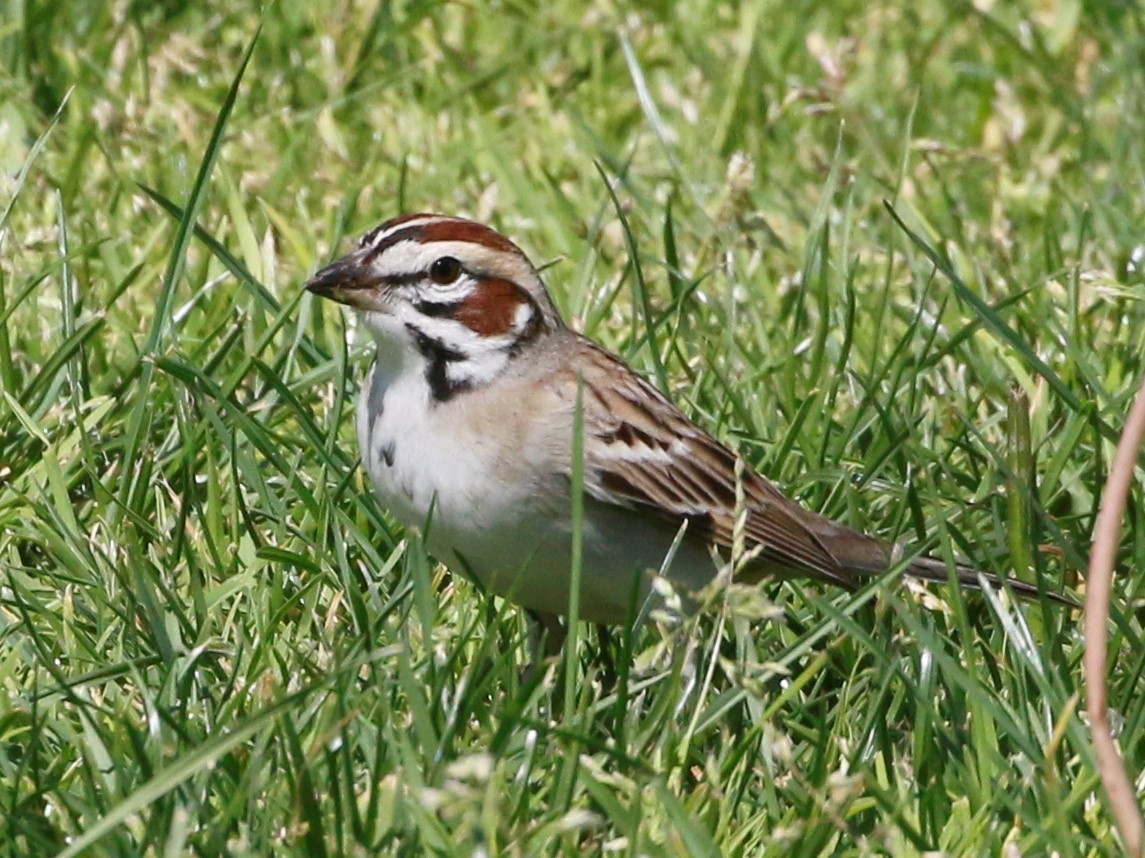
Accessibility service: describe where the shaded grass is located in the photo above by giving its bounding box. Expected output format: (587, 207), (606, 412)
(1, 1), (1144, 855)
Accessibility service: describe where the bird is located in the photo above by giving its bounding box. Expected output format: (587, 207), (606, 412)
(305, 212), (1069, 632)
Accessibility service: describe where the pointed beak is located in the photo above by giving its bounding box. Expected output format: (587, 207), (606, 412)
(305, 252), (386, 310)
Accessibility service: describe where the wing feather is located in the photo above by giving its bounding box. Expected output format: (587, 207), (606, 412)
(572, 340), (851, 587)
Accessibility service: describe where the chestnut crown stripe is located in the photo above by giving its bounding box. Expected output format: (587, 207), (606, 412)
(361, 214), (524, 262)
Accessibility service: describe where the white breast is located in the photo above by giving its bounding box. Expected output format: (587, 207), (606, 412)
(355, 348), (718, 624)
(356, 353), (563, 578)
(358, 364), (517, 529)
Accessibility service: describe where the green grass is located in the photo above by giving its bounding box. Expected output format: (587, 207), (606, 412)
(2, 1), (1144, 854)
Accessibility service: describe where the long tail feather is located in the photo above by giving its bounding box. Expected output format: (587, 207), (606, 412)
(904, 555), (1077, 607)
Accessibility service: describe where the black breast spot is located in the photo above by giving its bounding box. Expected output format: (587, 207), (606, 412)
(380, 440), (395, 468)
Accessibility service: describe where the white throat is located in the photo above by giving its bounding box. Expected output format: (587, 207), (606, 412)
(359, 306), (519, 403)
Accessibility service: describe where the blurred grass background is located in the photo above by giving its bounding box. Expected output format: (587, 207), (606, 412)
(2, 1), (1144, 854)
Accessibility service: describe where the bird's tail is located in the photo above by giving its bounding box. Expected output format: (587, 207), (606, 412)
(903, 555), (1077, 607)
(794, 505), (1075, 606)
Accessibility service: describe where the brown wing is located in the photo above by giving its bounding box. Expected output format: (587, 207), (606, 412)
(560, 339), (1074, 607)
(571, 340), (854, 588)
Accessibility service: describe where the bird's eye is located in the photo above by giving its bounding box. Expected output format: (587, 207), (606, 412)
(429, 256), (462, 285)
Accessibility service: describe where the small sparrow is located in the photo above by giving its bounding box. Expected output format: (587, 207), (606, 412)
(306, 213), (1067, 628)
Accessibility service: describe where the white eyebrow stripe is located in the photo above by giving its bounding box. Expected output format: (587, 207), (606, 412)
(375, 216), (445, 242)
(358, 215), (451, 251)
(372, 239), (525, 281)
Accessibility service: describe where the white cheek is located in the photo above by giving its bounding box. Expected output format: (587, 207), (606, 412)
(513, 300), (533, 334)
(358, 309), (406, 343)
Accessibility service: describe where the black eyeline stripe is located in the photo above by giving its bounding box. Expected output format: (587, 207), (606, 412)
(405, 323), (470, 402)
(414, 299), (463, 318)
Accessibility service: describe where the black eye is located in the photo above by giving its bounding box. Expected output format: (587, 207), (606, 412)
(429, 256), (462, 285)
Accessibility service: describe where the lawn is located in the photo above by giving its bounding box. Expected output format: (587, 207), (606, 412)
(2, 1), (1143, 855)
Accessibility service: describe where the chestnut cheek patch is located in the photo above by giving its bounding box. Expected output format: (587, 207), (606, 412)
(453, 278), (535, 337)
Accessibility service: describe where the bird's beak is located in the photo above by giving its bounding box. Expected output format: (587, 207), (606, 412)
(305, 252), (386, 310)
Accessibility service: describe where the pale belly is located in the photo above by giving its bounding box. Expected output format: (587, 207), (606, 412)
(422, 496), (718, 623)
(356, 362), (717, 624)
